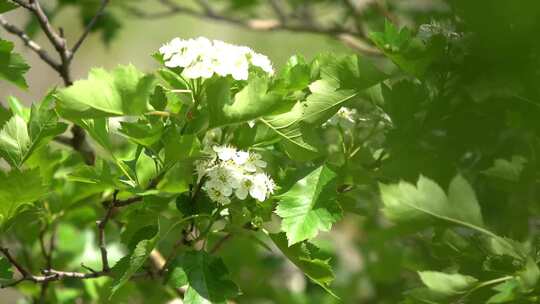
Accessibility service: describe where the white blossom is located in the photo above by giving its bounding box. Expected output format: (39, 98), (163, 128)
(235, 176), (253, 200)
(250, 173), (274, 202)
(159, 37), (184, 61)
(213, 145), (237, 161)
(196, 145), (276, 204)
(232, 151), (250, 165)
(249, 52), (274, 75)
(243, 153), (267, 173)
(206, 181), (231, 205)
(159, 37), (274, 80)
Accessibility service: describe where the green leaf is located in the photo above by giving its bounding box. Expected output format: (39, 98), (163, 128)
(56, 64), (156, 118)
(207, 76), (282, 128)
(301, 79), (358, 125)
(110, 221), (160, 297)
(269, 233), (336, 297)
(380, 174), (485, 229)
(162, 131), (200, 168)
(259, 102), (319, 161)
(0, 0), (18, 13)
(6, 95), (30, 121)
(488, 237), (527, 260)
(0, 169), (47, 226)
(181, 251), (239, 304)
(0, 256), (13, 281)
(150, 85), (167, 111)
(76, 118), (112, 152)
(0, 104), (10, 126)
(0, 115), (30, 167)
(369, 20), (438, 76)
(26, 95), (68, 160)
(0, 38), (30, 88)
(0, 94), (67, 168)
(487, 280), (519, 303)
(517, 258), (540, 292)
(68, 160), (122, 190)
(118, 120), (164, 147)
(316, 53), (387, 90)
(156, 161), (192, 194)
(259, 58), (379, 160)
(167, 266), (188, 288)
(273, 55), (311, 92)
(482, 156), (527, 182)
(418, 271), (478, 296)
(275, 165), (342, 245)
(157, 68), (188, 90)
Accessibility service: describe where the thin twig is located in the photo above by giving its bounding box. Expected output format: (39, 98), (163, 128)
(80, 263), (98, 274)
(70, 0), (110, 56)
(10, 0), (98, 164)
(27, 0), (67, 53)
(210, 233), (233, 254)
(268, 0), (288, 24)
(38, 230), (49, 269)
(0, 247), (29, 277)
(111, 196), (143, 208)
(41, 269), (107, 279)
(0, 190), (152, 288)
(39, 282), (49, 304)
(193, 0), (215, 16)
(96, 190), (118, 272)
(10, 0), (32, 10)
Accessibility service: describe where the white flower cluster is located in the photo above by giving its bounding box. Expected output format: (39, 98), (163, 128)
(324, 107), (358, 129)
(159, 37), (274, 80)
(196, 145), (276, 205)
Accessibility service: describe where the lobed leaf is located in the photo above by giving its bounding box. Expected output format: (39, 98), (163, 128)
(0, 38), (29, 89)
(275, 165), (342, 245)
(56, 65), (156, 118)
(418, 271), (478, 296)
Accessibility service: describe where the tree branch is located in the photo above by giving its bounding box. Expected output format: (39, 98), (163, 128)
(96, 190), (119, 272)
(0, 16), (62, 72)
(123, 1), (381, 55)
(27, 0), (68, 56)
(0, 247), (29, 277)
(10, 0), (32, 10)
(8, 0), (98, 164)
(268, 0), (288, 24)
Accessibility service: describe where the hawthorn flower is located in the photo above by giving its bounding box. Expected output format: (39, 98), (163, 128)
(243, 153), (267, 173)
(234, 173), (274, 202)
(213, 145), (237, 161)
(251, 173), (275, 201)
(206, 181), (232, 205)
(159, 37), (274, 80)
(232, 151), (250, 165)
(159, 37), (184, 61)
(235, 176), (253, 200)
(196, 145), (276, 204)
(249, 52), (274, 74)
(182, 56), (214, 79)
